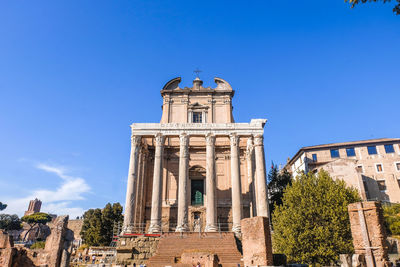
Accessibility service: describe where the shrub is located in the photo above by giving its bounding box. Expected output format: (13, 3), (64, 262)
(30, 241), (45, 249)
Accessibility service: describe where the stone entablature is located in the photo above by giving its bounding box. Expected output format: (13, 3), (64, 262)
(130, 120), (267, 137)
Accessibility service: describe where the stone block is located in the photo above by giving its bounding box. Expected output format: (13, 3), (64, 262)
(181, 251), (218, 267)
(241, 216), (273, 266)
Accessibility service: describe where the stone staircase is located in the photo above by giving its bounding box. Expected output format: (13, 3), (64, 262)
(146, 232), (243, 267)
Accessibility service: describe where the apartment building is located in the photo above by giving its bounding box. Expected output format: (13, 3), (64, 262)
(286, 138), (400, 203)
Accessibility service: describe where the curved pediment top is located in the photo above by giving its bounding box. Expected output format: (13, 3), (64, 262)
(214, 77), (233, 91)
(162, 77), (181, 91)
(188, 102), (209, 109)
(189, 165), (206, 175)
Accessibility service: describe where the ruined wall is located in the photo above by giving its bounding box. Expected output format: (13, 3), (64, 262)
(0, 215), (74, 267)
(67, 219), (83, 244)
(348, 201), (389, 267)
(116, 235), (159, 265)
(241, 216), (273, 266)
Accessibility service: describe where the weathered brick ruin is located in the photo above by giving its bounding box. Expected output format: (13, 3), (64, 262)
(0, 215), (74, 267)
(347, 201), (390, 267)
(116, 235), (159, 265)
(241, 216), (273, 266)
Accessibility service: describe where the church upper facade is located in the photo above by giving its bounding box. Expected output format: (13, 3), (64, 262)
(160, 77), (234, 123)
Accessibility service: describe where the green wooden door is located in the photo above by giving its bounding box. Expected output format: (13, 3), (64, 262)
(191, 180), (204, 206)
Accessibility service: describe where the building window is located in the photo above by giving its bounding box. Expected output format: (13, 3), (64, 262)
(356, 165), (363, 173)
(376, 164), (383, 173)
(384, 144), (395, 153)
(346, 147), (356, 157)
(330, 149), (339, 158)
(395, 162), (400, 171)
(377, 180), (387, 191)
(312, 154), (317, 162)
(398, 179), (400, 188)
(367, 146), (377, 155)
(192, 112), (203, 123)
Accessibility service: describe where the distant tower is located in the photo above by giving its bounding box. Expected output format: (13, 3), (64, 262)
(24, 198), (42, 216)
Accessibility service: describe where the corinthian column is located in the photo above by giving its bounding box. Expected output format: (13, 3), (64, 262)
(205, 133), (218, 232)
(254, 134), (269, 218)
(148, 133), (165, 233)
(176, 133), (189, 232)
(246, 136), (256, 217)
(230, 133), (242, 234)
(122, 135), (141, 233)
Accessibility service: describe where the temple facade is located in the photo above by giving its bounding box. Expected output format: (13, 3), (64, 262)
(122, 77), (269, 234)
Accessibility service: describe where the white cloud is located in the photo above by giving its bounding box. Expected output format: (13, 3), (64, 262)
(2, 163), (90, 218)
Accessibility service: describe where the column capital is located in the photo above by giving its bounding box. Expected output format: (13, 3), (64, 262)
(179, 132), (189, 146)
(253, 134), (264, 147)
(154, 133), (165, 146)
(229, 133), (240, 147)
(205, 132), (216, 146)
(131, 135), (142, 146)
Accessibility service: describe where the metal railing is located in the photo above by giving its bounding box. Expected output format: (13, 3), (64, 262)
(120, 220), (235, 235)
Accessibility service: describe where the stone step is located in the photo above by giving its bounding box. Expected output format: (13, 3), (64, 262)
(146, 232), (242, 266)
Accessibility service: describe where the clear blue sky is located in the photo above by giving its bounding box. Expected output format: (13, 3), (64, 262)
(0, 1), (399, 218)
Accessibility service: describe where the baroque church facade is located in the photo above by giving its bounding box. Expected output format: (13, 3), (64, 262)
(122, 77), (269, 235)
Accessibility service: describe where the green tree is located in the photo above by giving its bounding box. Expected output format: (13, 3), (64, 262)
(21, 212), (52, 241)
(0, 202), (7, 211)
(272, 170), (360, 265)
(0, 214), (22, 231)
(80, 208), (104, 246)
(101, 203), (123, 245)
(345, 0), (400, 15)
(80, 202), (123, 246)
(267, 164), (292, 215)
(383, 203), (400, 236)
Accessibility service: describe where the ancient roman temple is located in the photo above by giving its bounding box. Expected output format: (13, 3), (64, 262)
(122, 76), (269, 235)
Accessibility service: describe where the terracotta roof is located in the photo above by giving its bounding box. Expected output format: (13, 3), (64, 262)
(287, 138), (400, 166)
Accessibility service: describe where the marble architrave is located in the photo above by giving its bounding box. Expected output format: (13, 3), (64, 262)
(130, 119), (267, 137)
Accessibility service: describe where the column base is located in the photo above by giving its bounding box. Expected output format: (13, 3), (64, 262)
(205, 224), (218, 232)
(121, 224), (134, 235)
(175, 224), (189, 232)
(148, 223), (161, 234)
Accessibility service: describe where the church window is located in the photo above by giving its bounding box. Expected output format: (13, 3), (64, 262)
(330, 149), (339, 158)
(312, 154), (317, 162)
(376, 164), (383, 173)
(356, 165), (363, 173)
(384, 144), (395, 153)
(367, 146), (377, 155)
(193, 112), (203, 123)
(396, 162), (400, 171)
(346, 147), (356, 157)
